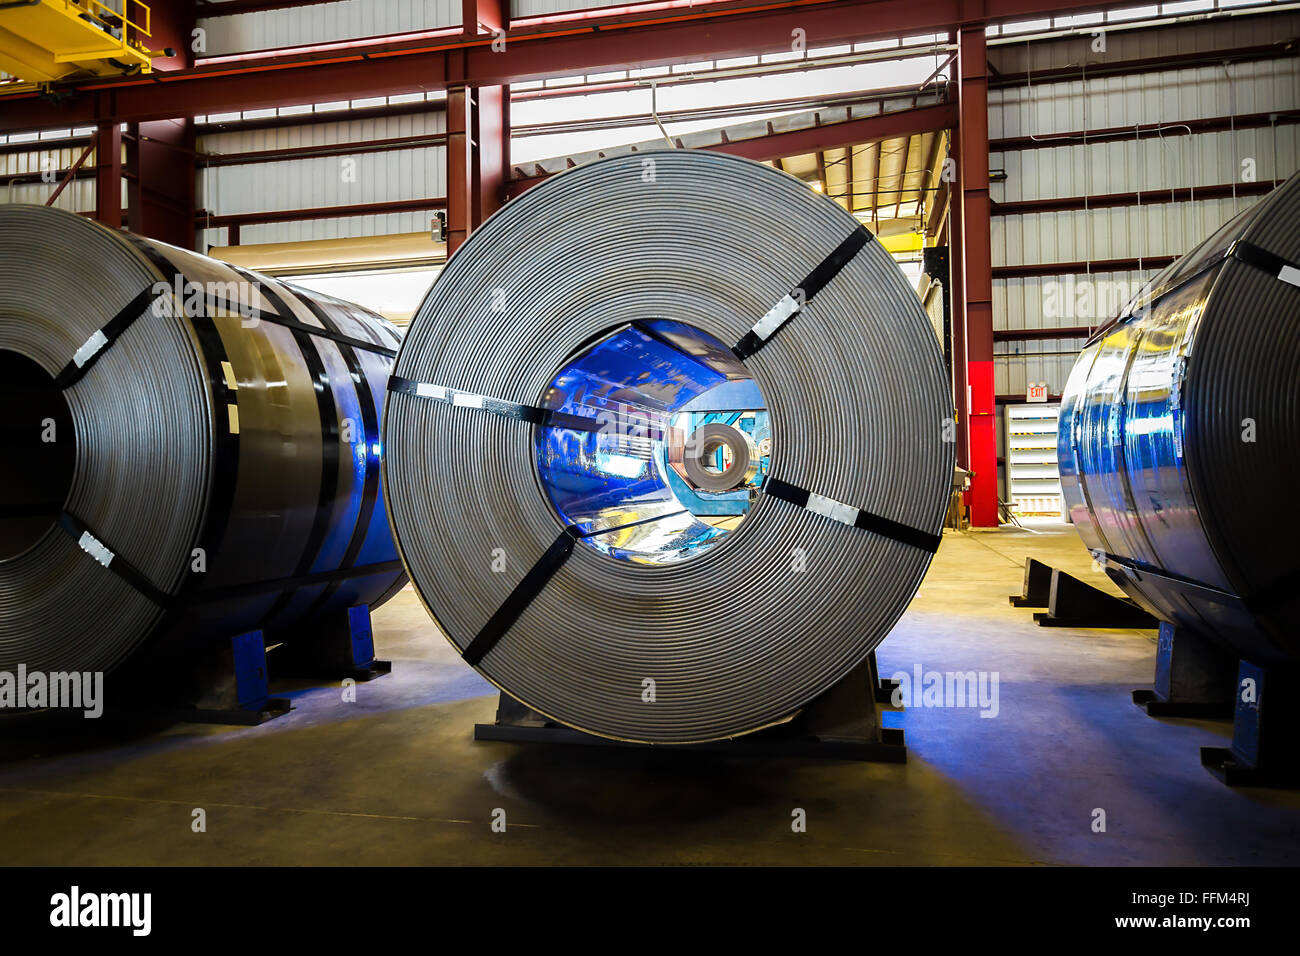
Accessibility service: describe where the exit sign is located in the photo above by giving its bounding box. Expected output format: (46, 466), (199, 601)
(1027, 382), (1048, 403)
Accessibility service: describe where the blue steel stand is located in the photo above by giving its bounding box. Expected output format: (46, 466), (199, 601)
(269, 604), (391, 682)
(473, 651), (906, 763)
(1132, 621), (1236, 718)
(1201, 661), (1300, 788)
(175, 630), (292, 726)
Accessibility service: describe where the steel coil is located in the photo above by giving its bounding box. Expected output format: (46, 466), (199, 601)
(1059, 171), (1300, 665)
(383, 150), (953, 744)
(0, 205), (407, 697)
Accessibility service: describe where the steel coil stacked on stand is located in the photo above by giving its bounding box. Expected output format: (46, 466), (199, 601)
(0, 205), (406, 702)
(383, 150), (953, 744)
(1059, 171), (1300, 666)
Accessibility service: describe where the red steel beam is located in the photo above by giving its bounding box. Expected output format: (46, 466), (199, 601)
(710, 101), (959, 156)
(505, 101), (957, 196)
(128, 118), (196, 247)
(990, 109), (1300, 153)
(0, 0), (1146, 132)
(204, 133), (450, 167)
(45, 142), (96, 206)
(463, 0), (508, 35)
(445, 50), (509, 256)
(94, 123), (122, 232)
(197, 196), (448, 228)
(994, 326), (1092, 341)
(955, 24), (997, 528)
(992, 256), (1175, 278)
(992, 181), (1276, 216)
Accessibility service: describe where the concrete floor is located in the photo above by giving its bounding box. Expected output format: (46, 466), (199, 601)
(3, 523), (1299, 866)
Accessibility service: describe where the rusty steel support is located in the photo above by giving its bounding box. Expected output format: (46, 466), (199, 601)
(955, 24), (998, 527)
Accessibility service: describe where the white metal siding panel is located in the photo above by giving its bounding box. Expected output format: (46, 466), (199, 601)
(988, 57), (1300, 141)
(513, 0), (629, 16)
(992, 125), (1300, 203)
(198, 0), (461, 56)
(992, 195), (1265, 267)
(200, 111), (446, 155)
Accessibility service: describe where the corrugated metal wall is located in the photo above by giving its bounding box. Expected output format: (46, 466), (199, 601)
(197, 0), (461, 56)
(198, 110), (447, 247)
(1, 140), (96, 213)
(513, 0), (622, 15)
(0, 132), (124, 215)
(987, 15), (1300, 502)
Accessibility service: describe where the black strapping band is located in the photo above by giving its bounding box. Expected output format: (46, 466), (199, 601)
(1229, 239), (1300, 288)
(58, 511), (174, 608)
(459, 510), (692, 667)
(59, 512), (405, 610)
(388, 375), (670, 441)
(54, 286), (169, 390)
(733, 225), (872, 360)
(462, 526), (579, 666)
(764, 477), (942, 553)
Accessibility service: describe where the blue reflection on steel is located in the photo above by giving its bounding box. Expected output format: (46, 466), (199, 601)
(535, 322), (769, 565)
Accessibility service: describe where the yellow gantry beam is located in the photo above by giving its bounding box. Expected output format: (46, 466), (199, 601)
(0, 0), (152, 86)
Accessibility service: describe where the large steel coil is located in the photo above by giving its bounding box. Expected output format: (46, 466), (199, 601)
(1059, 171), (1300, 666)
(0, 205), (406, 695)
(383, 150), (953, 744)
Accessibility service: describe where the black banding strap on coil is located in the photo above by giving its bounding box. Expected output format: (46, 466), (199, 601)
(732, 225), (871, 360)
(460, 511), (691, 666)
(764, 477), (942, 553)
(55, 265), (394, 394)
(462, 526), (579, 666)
(58, 512), (175, 608)
(1229, 240), (1300, 288)
(58, 511), (403, 609)
(1099, 238), (1300, 345)
(54, 286), (170, 390)
(388, 375), (670, 441)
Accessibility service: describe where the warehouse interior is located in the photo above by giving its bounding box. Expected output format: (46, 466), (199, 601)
(2, 0), (1299, 871)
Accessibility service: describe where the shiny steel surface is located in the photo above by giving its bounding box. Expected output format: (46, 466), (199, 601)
(0, 205), (406, 686)
(384, 150), (953, 744)
(1059, 172), (1300, 664)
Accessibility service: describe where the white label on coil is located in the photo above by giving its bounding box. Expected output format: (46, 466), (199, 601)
(1279, 264), (1300, 288)
(72, 330), (109, 368)
(77, 531), (114, 568)
(415, 383), (447, 400)
(452, 391), (485, 409)
(751, 294), (801, 341)
(805, 493), (859, 527)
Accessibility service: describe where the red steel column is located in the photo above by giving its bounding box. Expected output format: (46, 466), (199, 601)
(446, 83), (471, 254)
(94, 122), (122, 229)
(127, 119), (196, 248)
(955, 24), (997, 527)
(446, 54), (510, 256)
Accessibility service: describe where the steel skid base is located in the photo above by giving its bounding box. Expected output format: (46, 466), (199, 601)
(1129, 624), (1300, 787)
(1199, 660), (1300, 788)
(474, 651), (906, 762)
(1009, 558), (1158, 628)
(157, 605), (388, 725)
(1132, 621), (1235, 719)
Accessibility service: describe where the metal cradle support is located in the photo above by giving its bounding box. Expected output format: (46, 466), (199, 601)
(1132, 621), (1236, 718)
(1201, 661), (1300, 788)
(269, 604), (392, 682)
(473, 650), (906, 762)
